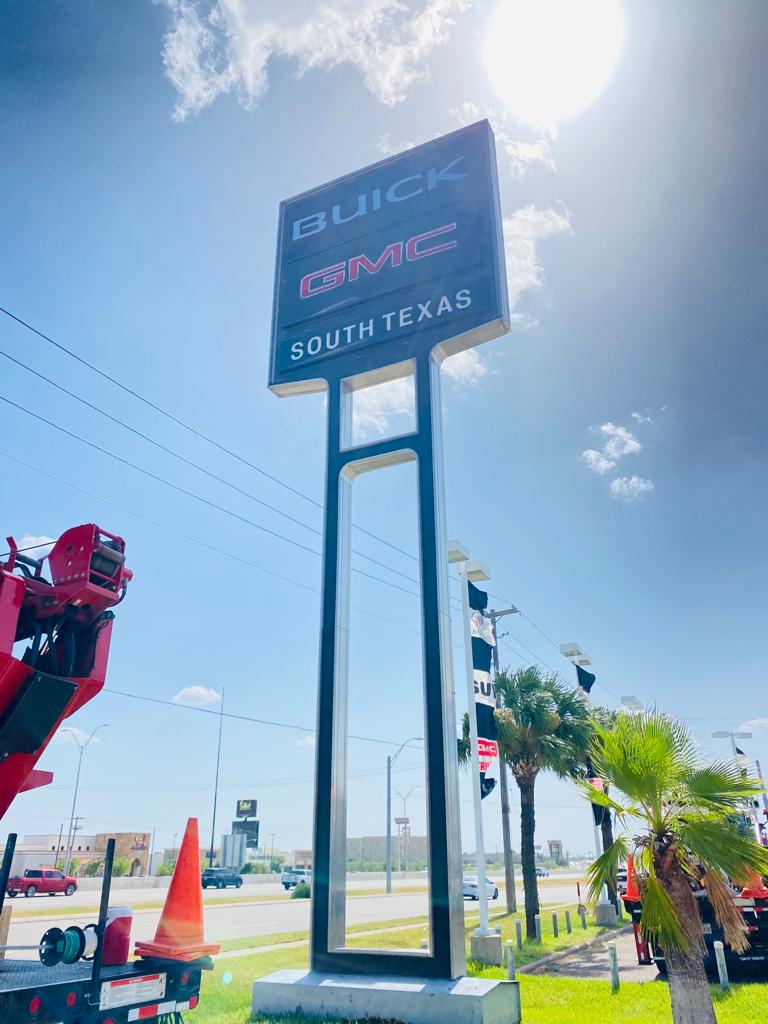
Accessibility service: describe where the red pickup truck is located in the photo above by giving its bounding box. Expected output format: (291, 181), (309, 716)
(6, 868), (78, 898)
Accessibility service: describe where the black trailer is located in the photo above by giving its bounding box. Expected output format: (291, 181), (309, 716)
(0, 835), (211, 1023)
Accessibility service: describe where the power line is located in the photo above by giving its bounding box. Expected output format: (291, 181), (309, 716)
(0, 305), (417, 563)
(0, 450), (424, 639)
(0, 345), (425, 589)
(0, 395), (422, 600)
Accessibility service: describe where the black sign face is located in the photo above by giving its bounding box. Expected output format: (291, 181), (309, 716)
(232, 819), (260, 848)
(269, 120), (508, 396)
(236, 798), (257, 818)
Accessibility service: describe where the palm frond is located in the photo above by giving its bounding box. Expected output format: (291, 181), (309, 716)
(701, 869), (750, 955)
(576, 780), (629, 817)
(585, 834), (629, 905)
(683, 763), (766, 810)
(678, 817), (768, 881)
(639, 874), (690, 955)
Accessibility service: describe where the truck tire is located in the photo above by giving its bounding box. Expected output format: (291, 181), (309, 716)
(65, 884), (76, 896)
(25, 885), (37, 897)
(284, 883), (290, 890)
(236, 879), (242, 888)
(6, 891), (17, 898)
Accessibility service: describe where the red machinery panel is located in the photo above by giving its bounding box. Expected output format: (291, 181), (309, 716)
(0, 525), (131, 819)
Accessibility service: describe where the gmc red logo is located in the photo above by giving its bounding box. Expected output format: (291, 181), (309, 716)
(299, 223), (457, 300)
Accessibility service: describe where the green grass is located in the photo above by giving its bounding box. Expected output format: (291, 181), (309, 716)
(198, 948), (768, 1024)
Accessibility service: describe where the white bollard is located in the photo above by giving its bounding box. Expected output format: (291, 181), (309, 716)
(515, 919), (523, 951)
(608, 941), (620, 992)
(535, 914), (542, 943)
(713, 941), (730, 993)
(579, 906), (587, 930)
(505, 939), (516, 980)
(552, 911), (559, 937)
(565, 910), (572, 934)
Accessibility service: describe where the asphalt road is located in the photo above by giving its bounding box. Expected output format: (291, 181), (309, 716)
(5, 879), (581, 955)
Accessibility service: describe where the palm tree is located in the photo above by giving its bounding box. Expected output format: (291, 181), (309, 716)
(583, 712), (768, 1024)
(494, 666), (591, 938)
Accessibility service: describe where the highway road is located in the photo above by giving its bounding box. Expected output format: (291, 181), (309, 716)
(4, 878), (582, 955)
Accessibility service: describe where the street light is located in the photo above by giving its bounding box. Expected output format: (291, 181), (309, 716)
(386, 739), (422, 894)
(60, 724), (110, 874)
(558, 642), (615, 926)
(712, 730), (753, 758)
(449, 538), (494, 938)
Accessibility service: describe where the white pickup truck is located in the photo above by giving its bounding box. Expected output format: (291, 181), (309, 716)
(281, 867), (311, 890)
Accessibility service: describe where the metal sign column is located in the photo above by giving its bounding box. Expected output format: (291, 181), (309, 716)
(310, 351), (465, 979)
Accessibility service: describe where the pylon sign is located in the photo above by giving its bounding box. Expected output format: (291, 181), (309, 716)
(269, 120), (508, 396)
(266, 121), (508, 982)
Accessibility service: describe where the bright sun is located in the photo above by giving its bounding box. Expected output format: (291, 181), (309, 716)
(484, 0), (625, 127)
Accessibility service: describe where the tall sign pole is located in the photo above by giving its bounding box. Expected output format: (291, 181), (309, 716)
(265, 121), (509, 981)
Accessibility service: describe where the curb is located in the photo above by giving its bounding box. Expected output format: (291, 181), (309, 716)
(517, 925), (633, 974)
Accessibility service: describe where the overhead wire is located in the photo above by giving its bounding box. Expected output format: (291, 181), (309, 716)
(0, 305), (418, 562)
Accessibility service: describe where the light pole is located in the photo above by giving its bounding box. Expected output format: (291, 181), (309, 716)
(61, 724), (109, 875)
(208, 688), (225, 868)
(394, 786), (420, 873)
(386, 737), (422, 894)
(449, 539), (493, 937)
(269, 833), (277, 870)
(489, 604), (520, 915)
(559, 642), (615, 926)
(712, 730), (753, 762)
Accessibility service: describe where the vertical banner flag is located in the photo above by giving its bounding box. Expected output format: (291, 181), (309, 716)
(468, 581), (498, 799)
(575, 666), (606, 827)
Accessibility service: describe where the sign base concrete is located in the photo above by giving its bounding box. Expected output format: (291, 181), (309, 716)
(252, 970), (521, 1024)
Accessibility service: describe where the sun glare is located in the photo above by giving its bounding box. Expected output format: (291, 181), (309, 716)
(484, 0), (625, 127)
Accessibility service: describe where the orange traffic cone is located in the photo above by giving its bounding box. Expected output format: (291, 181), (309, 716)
(135, 817), (220, 962)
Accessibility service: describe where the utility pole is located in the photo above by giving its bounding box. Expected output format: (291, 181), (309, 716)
(208, 688), (225, 868)
(385, 737), (422, 893)
(490, 607), (520, 915)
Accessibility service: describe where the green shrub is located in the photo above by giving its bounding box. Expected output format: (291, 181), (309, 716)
(291, 882), (311, 899)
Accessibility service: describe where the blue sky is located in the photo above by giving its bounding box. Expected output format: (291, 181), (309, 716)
(1, 0), (767, 867)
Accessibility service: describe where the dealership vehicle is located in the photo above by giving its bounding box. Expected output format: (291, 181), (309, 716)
(201, 867), (243, 889)
(282, 867), (312, 890)
(462, 876), (499, 901)
(535, 867), (549, 878)
(6, 868), (77, 898)
(0, 525), (215, 1022)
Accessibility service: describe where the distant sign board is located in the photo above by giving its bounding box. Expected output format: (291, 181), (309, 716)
(269, 121), (508, 396)
(236, 799), (257, 818)
(232, 819), (260, 849)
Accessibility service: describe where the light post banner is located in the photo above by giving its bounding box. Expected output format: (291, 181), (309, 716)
(468, 581), (498, 797)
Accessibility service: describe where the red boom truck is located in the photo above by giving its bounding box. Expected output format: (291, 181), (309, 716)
(0, 524), (217, 1023)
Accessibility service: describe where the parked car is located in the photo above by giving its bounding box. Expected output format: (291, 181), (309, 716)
(462, 876), (499, 901)
(282, 867), (312, 890)
(535, 867), (549, 878)
(201, 867), (243, 889)
(6, 868), (77, 898)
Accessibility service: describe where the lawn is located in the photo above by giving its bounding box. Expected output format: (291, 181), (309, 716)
(198, 947), (768, 1024)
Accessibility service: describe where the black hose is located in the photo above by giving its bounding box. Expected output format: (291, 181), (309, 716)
(29, 621), (42, 669)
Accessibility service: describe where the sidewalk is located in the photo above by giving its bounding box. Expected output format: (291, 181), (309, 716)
(526, 927), (659, 982)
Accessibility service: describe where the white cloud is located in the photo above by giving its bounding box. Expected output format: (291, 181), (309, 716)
(162, 0), (471, 121)
(453, 101), (556, 178)
(352, 376), (415, 443)
(740, 719), (768, 733)
(503, 205), (571, 307)
(581, 450), (616, 476)
(609, 476), (655, 502)
(18, 534), (55, 557)
(442, 348), (489, 387)
(296, 734), (315, 748)
(599, 422), (642, 460)
(172, 684), (222, 706)
(631, 411), (652, 424)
